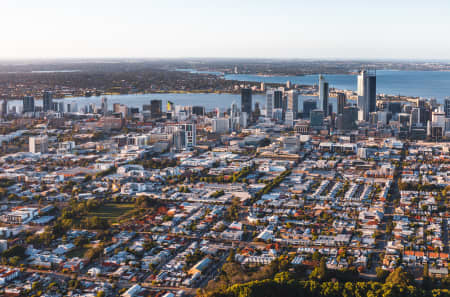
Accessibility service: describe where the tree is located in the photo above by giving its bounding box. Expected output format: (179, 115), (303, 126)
(423, 262), (429, 278)
(385, 267), (413, 286)
(227, 249), (235, 262)
(310, 257), (327, 281)
(422, 263), (432, 290)
(376, 267), (389, 281)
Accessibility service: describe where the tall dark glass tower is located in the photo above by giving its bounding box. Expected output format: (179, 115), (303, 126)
(337, 92), (346, 115)
(241, 88), (252, 115)
(273, 90), (283, 109)
(23, 96), (35, 113)
(319, 75), (329, 117)
(43, 91), (53, 112)
(150, 99), (162, 119)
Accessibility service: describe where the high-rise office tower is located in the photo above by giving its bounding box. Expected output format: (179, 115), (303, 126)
(192, 106), (205, 116)
(303, 99), (317, 119)
(113, 103), (128, 118)
(337, 93), (346, 115)
(150, 99), (162, 119)
(179, 123), (196, 148)
(212, 118), (230, 134)
(357, 70), (377, 121)
(266, 90), (274, 118)
(230, 101), (238, 117)
(0, 99), (7, 118)
(282, 95), (288, 119)
(241, 88), (252, 115)
(101, 97), (108, 116)
(310, 109), (325, 128)
(253, 102), (261, 119)
(388, 102), (402, 115)
(444, 98), (450, 118)
(23, 96), (35, 113)
(167, 101), (174, 112)
(273, 90), (283, 109)
(43, 91), (53, 112)
(410, 108), (421, 126)
(230, 101), (240, 131)
(337, 106), (359, 131)
(318, 75), (329, 117)
(285, 110), (294, 127)
(58, 102), (64, 113)
(29, 135), (49, 154)
(286, 90), (299, 119)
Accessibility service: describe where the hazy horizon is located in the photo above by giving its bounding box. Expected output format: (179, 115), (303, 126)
(2, 0), (450, 60)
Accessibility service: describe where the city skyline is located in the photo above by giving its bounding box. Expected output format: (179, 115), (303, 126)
(1, 0), (450, 59)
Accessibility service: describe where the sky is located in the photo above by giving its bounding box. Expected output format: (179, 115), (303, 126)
(1, 0), (450, 60)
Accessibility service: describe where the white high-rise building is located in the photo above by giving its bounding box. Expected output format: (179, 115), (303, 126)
(29, 135), (49, 154)
(230, 101), (241, 131)
(285, 110), (294, 127)
(179, 123), (196, 148)
(286, 90), (299, 119)
(432, 109), (446, 128)
(65, 102), (78, 113)
(212, 118), (230, 134)
(240, 112), (248, 128)
(357, 70), (377, 121)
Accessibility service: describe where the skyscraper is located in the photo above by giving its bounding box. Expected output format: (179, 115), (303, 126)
(150, 99), (162, 119)
(212, 118), (230, 134)
(337, 92), (346, 115)
(192, 106), (205, 116)
(444, 98), (450, 118)
(0, 99), (7, 118)
(101, 97), (108, 116)
(357, 70), (377, 121)
(286, 90), (299, 118)
(318, 75), (329, 117)
(310, 109), (324, 129)
(266, 90), (274, 118)
(410, 108), (421, 126)
(273, 90), (283, 109)
(29, 135), (49, 154)
(179, 123), (196, 148)
(167, 101), (174, 112)
(253, 102), (261, 119)
(302, 99), (317, 119)
(43, 91), (53, 112)
(241, 88), (252, 115)
(337, 106), (359, 131)
(285, 110), (294, 127)
(113, 103), (128, 118)
(23, 96), (35, 113)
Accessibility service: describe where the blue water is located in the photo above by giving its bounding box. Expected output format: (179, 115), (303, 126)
(8, 93), (322, 113)
(8, 70), (450, 112)
(176, 68), (224, 76)
(225, 70), (450, 99)
(8, 93), (266, 112)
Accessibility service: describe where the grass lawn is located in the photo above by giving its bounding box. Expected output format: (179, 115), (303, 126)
(87, 203), (135, 222)
(66, 246), (89, 258)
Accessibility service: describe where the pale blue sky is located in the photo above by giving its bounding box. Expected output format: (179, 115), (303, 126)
(1, 0), (450, 59)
